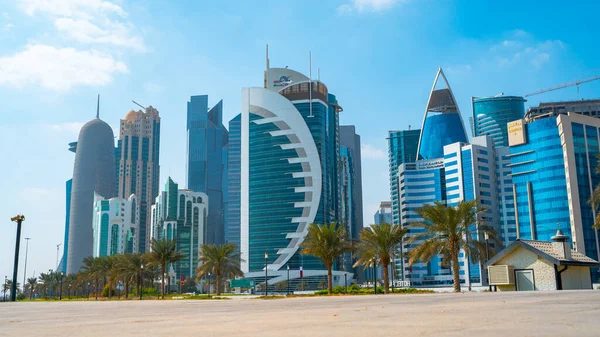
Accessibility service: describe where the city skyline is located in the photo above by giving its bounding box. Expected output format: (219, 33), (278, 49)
(2, 0), (600, 283)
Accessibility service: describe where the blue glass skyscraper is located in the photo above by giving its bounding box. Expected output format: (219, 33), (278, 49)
(387, 129), (420, 225)
(472, 95), (525, 147)
(186, 95), (228, 244)
(417, 68), (468, 160)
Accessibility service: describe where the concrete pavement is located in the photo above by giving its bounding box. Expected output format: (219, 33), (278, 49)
(1, 290), (599, 336)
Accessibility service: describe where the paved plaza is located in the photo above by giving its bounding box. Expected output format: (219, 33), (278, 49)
(1, 290), (599, 336)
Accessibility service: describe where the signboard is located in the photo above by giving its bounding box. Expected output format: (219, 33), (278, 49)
(393, 280), (411, 288)
(230, 279), (255, 288)
(180, 281), (185, 286)
(507, 119), (526, 146)
(181, 276), (185, 281)
(416, 158), (444, 171)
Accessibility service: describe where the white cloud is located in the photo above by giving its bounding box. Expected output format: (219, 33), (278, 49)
(19, 0), (125, 19)
(18, 0), (144, 51)
(486, 30), (564, 70)
(54, 17), (145, 51)
(361, 144), (387, 159)
(45, 121), (85, 133)
(0, 44), (128, 91)
(4, 23), (15, 30)
(338, 0), (405, 14)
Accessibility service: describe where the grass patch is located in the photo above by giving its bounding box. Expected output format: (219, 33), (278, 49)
(314, 285), (435, 295)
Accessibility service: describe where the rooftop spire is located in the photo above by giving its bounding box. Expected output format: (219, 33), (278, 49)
(96, 94), (100, 119)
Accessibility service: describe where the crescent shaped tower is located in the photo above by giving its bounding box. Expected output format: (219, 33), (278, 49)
(66, 97), (116, 274)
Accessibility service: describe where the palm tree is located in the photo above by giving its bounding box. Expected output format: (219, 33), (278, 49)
(410, 200), (498, 292)
(146, 238), (185, 299)
(195, 243), (243, 296)
(354, 222), (407, 294)
(37, 272), (51, 297)
(301, 223), (352, 294)
(26, 277), (37, 299)
(98, 256), (119, 298)
(79, 256), (102, 300)
(115, 253), (147, 298)
(2, 280), (20, 298)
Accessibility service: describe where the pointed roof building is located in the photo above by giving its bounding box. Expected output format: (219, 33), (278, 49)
(417, 68), (468, 160)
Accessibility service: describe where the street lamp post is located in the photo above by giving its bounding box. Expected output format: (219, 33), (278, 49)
(10, 214), (25, 302)
(344, 272), (347, 294)
(87, 282), (90, 300)
(286, 265), (290, 296)
(207, 272), (211, 299)
(139, 264), (144, 301)
(23, 238), (31, 296)
(68, 284), (71, 298)
(391, 260), (395, 293)
(264, 252), (268, 296)
(3, 276), (7, 302)
(485, 232), (491, 291)
(59, 273), (64, 300)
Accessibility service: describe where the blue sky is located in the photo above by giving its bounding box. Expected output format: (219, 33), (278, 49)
(1, 0), (600, 281)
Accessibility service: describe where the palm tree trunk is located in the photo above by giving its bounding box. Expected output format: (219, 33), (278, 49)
(95, 279), (99, 300)
(383, 262), (390, 294)
(327, 264), (333, 295)
(216, 273), (221, 296)
(168, 277), (171, 295)
(161, 264), (166, 299)
(125, 280), (129, 299)
(451, 244), (461, 293)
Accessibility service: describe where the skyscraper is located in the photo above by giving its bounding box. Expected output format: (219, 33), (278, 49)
(92, 193), (138, 257)
(373, 201), (392, 225)
(66, 97), (116, 274)
(387, 129), (420, 225)
(116, 105), (161, 253)
(340, 125), (363, 239)
(150, 177), (208, 282)
(186, 95), (228, 244)
(472, 95), (525, 147)
(417, 68), (468, 160)
(235, 51), (346, 289)
(226, 114), (241, 250)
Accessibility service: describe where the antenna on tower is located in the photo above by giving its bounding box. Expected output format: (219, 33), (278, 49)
(132, 100), (147, 110)
(266, 44), (269, 70)
(318, 68), (321, 82)
(96, 94), (100, 119)
(308, 51), (313, 118)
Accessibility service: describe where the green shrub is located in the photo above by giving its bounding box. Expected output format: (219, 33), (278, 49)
(16, 293), (26, 301)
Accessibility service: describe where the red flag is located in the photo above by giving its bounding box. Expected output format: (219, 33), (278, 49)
(300, 266), (303, 279)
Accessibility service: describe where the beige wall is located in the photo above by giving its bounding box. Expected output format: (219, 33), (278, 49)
(494, 248), (557, 291)
(562, 266), (592, 290)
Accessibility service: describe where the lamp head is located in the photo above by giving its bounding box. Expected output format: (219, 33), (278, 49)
(11, 214), (25, 222)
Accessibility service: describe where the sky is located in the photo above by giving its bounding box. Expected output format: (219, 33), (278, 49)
(2, 0), (600, 283)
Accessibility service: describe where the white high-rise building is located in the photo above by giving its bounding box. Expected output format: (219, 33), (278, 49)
(92, 193), (139, 257)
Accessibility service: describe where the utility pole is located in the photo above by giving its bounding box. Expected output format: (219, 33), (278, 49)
(23, 238), (31, 295)
(56, 244), (62, 271)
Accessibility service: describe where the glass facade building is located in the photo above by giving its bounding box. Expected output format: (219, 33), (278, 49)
(186, 95), (228, 245)
(472, 95), (525, 147)
(417, 68), (468, 160)
(150, 177), (208, 283)
(373, 201), (392, 225)
(340, 125), (363, 242)
(387, 129), (420, 226)
(506, 113), (600, 280)
(235, 59), (348, 290)
(226, 114), (241, 250)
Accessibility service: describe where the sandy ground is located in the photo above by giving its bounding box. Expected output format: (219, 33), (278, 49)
(1, 290), (599, 337)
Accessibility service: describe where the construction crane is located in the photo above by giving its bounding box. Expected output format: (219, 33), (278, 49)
(525, 71), (600, 97)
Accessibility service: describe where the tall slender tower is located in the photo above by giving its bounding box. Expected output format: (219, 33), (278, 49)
(116, 105), (160, 253)
(186, 95), (228, 244)
(66, 96), (116, 274)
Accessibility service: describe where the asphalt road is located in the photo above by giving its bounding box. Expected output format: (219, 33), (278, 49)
(1, 290), (599, 336)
